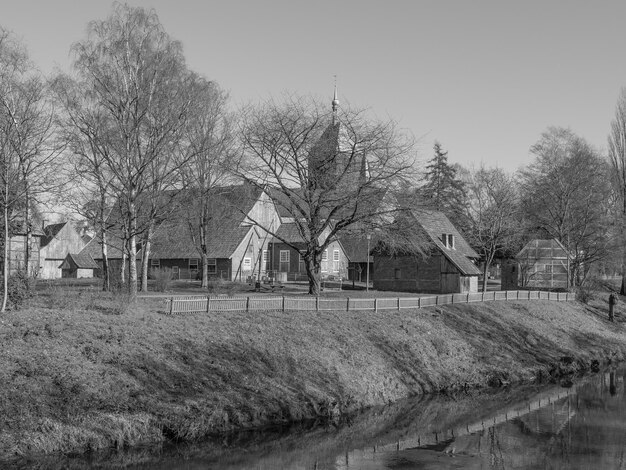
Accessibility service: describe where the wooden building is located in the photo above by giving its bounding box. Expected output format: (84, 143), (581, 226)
(39, 222), (88, 279)
(267, 223), (349, 282)
(373, 210), (480, 294)
(148, 184), (280, 282)
(501, 238), (570, 290)
(59, 252), (99, 278)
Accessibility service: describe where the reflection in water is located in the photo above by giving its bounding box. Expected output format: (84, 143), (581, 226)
(16, 369), (626, 469)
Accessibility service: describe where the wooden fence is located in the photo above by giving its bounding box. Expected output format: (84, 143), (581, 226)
(164, 290), (576, 315)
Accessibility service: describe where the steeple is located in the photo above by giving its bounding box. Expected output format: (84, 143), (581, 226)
(331, 77), (339, 122)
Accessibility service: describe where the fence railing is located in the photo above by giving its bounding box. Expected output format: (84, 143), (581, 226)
(164, 290), (576, 315)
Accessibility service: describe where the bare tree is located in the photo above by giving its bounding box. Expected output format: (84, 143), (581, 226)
(465, 166), (519, 292)
(0, 28), (61, 310)
(609, 88), (626, 294)
(69, 4), (193, 297)
(52, 73), (116, 291)
(176, 77), (238, 288)
(240, 94), (416, 295)
(521, 127), (613, 287)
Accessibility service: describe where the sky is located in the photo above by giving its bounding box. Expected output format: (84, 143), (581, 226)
(3, 0), (626, 173)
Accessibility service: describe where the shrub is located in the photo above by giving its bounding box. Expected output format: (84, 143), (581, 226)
(6, 270), (35, 310)
(150, 268), (173, 292)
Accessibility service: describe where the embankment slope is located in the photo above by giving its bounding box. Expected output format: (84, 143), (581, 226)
(0, 295), (623, 461)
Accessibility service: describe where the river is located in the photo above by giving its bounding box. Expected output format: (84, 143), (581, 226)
(14, 369), (626, 469)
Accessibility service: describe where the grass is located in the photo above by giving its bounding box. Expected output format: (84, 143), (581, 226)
(1, 283), (625, 464)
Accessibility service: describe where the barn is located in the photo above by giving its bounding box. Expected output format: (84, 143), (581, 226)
(373, 210), (480, 294)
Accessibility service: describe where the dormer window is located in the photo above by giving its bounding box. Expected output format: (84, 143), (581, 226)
(442, 233), (455, 249)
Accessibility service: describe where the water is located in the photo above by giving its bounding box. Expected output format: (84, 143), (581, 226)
(14, 370), (626, 469)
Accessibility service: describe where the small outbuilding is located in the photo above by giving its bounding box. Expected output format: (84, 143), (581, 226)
(59, 253), (100, 279)
(501, 238), (570, 290)
(373, 210), (480, 294)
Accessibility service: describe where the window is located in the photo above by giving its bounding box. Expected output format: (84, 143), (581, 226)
(207, 258), (216, 274)
(322, 250), (328, 261)
(280, 250), (290, 263)
(299, 253), (305, 272)
(151, 258), (160, 269)
(243, 257), (252, 269)
(448, 234), (455, 249)
(394, 268), (401, 279)
(544, 264), (552, 273)
(189, 258), (199, 270)
(263, 250), (269, 263)
(442, 233), (448, 248)
(333, 249), (340, 271)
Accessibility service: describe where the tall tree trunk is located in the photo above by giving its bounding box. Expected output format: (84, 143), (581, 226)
(622, 211), (626, 295)
(1, 184), (8, 312)
(140, 226), (153, 292)
(482, 261), (489, 293)
(305, 257), (321, 296)
(101, 229), (110, 291)
(24, 189), (31, 276)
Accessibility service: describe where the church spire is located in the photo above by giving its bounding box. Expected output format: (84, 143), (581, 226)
(331, 76), (339, 121)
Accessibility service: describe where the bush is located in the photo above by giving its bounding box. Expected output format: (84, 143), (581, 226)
(6, 270), (35, 310)
(150, 268), (173, 292)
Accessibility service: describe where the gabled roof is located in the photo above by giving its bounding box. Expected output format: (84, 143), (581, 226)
(516, 238), (571, 260)
(79, 235), (142, 260)
(41, 222), (67, 248)
(149, 184), (265, 260)
(413, 209), (481, 276)
(60, 252), (99, 270)
(339, 235), (379, 263)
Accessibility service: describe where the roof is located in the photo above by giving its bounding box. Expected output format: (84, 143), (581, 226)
(40, 222), (67, 247)
(413, 210), (481, 276)
(149, 184), (263, 260)
(273, 223), (307, 244)
(516, 238), (571, 260)
(339, 235), (379, 263)
(79, 235), (142, 260)
(60, 252), (99, 270)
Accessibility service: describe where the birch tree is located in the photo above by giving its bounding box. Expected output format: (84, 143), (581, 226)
(609, 88), (626, 294)
(70, 4), (193, 297)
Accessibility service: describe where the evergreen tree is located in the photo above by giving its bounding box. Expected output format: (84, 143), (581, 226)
(419, 142), (468, 230)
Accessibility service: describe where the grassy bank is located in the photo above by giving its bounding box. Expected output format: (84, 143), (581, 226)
(0, 288), (624, 463)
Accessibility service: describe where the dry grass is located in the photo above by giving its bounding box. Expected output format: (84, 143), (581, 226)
(1, 286), (625, 464)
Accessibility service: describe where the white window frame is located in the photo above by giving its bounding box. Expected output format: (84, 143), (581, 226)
(151, 258), (160, 269)
(280, 250), (290, 263)
(243, 257), (252, 268)
(322, 250), (328, 261)
(189, 258), (199, 270)
(207, 258), (217, 274)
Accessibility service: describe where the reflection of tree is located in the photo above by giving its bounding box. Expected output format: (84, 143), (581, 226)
(488, 427), (505, 469)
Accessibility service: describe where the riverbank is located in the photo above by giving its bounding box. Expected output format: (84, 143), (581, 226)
(0, 289), (624, 464)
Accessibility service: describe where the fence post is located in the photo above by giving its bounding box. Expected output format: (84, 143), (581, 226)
(374, 298), (378, 312)
(169, 296), (174, 315)
(418, 297), (421, 308)
(316, 296), (319, 311)
(246, 296), (250, 312)
(347, 297), (350, 312)
(467, 292), (470, 303)
(505, 291), (509, 300)
(282, 296), (286, 312)
(435, 295), (438, 306)
(397, 297), (401, 311)
(206, 296), (211, 313)
(451, 294), (454, 304)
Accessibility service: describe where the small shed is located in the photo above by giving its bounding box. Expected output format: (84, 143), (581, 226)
(501, 238), (570, 290)
(59, 253), (99, 279)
